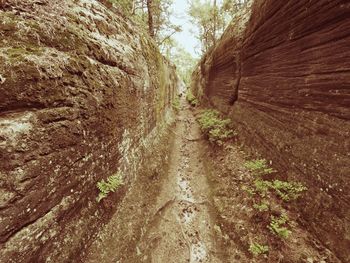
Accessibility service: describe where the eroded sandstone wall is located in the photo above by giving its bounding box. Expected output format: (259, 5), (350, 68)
(192, 0), (350, 261)
(0, 0), (179, 261)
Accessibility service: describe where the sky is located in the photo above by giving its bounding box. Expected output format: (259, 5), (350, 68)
(170, 0), (226, 58)
(170, 0), (201, 58)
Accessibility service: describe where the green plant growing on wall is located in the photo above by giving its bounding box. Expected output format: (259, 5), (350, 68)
(242, 185), (256, 196)
(172, 97), (180, 111)
(254, 179), (272, 197)
(244, 158), (307, 202)
(271, 180), (307, 201)
(268, 214), (291, 239)
(96, 172), (124, 202)
(249, 178), (307, 201)
(249, 242), (269, 256)
(253, 200), (270, 212)
(244, 159), (276, 177)
(186, 89), (198, 106)
(197, 109), (236, 145)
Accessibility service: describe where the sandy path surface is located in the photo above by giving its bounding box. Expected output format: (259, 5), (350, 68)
(139, 99), (221, 263)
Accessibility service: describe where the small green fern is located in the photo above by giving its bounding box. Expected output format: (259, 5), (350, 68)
(271, 180), (307, 201)
(249, 242), (269, 256)
(253, 200), (270, 212)
(96, 172), (123, 202)
(197, 109), (236, 145)
(172, 97), (180, 111)
(268, 214), (291, 239)
(244, 159), (276, 177)
(254, 179), (272, 197)
(186, 89), (198, 106)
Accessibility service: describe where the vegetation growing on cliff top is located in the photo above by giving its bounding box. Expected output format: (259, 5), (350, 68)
(109, 0), (198, 86)
(108, 0), (181, 49)
(111, 0), (249, 55)
(166, 42), (197, 85)
(188, 0), (250, 53)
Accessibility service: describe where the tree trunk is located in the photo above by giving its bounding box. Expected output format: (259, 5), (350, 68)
(213, 0), (217, 45)
(147, 0), (155, 38)
(131, 0), (135, 15)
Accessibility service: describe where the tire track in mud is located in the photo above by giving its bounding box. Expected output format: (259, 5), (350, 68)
(138, 99), (221, 263)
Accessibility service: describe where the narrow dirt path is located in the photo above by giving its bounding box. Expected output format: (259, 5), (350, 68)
(139, 99), (221, 263)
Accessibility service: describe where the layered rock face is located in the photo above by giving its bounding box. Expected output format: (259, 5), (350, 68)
(0, 0), (178, 261)
(192, 0), (350, 261)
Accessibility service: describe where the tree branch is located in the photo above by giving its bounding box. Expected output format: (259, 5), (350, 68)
(158, 27), (181, 46)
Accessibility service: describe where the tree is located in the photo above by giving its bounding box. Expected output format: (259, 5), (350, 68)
(147, 0), (155, 37)
(213, 0), (217, 46)
(108, 0), (181, 46)
(108, 0), (134, 14)
(187, 0), (218, 53)
(150, 0), (182, 46)
(221, 0), (249, 13)
(188, 0), (249, 54)
(162, 40), (197, 86)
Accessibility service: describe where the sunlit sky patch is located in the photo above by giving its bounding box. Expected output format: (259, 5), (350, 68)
(170, 0), (200, 57)
(170, 0), (225, 58)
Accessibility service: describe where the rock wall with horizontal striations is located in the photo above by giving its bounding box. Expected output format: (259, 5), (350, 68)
(0, 0), (179, 261)
(192, 0), (350, 261)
